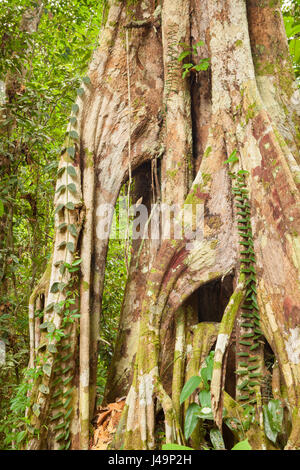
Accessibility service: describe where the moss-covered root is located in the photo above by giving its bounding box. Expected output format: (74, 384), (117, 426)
(120, 368), (184, 449)
(171, 306), (186, 427)
(28, 259), (52, 368)
(157, 382), (185, 445)
(211, 274), (245, 428)
(285, 410), (300, 450)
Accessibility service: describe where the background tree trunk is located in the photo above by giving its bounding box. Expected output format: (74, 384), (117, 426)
(27, 0), (300, 450)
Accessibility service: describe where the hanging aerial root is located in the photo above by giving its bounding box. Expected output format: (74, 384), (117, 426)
(28, 260), (52, 368)
(171, 306), (186, 427)
(211, 273), (245, 429)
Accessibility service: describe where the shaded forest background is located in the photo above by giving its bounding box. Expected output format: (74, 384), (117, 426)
(0, 0), (299, 449)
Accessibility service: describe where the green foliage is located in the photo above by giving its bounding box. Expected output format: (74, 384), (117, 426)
(282, 0), (300, 79)
(97, 237), (127, 404)
(179, 351), (254, 450)
(177, 40), (210, 79)
(180, 376), (202, 404)
(262, 399), (284, 444)
(231, 438), (252, 450)
(225, 151), (264, 407)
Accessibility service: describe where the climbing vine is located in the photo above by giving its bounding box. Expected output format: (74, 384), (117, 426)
(226, 150), (264, 407)
(25, 78), (90, 449)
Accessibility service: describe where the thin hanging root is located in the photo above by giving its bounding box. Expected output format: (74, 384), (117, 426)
(28, 259), (52, 367)
(171, 306), (185, 426)
(157, 382), (185, 445)
(79, 151), (95, 450)
(211, 273), (245, 429)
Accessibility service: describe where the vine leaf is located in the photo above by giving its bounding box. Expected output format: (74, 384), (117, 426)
(43, 363), (51, 377)
(69, 130), (79, 140)
(67, 147), (75, 158)
(224, 149), (238, 164)
(67, 166), (76, 177)
(65, 201), (75, 210)
(72, 103), (79, 114)
(33, 403), (41, 417)
(66, 242), (75, 253)
(67, 183), (77, 194)
(68, 224), (77, 237)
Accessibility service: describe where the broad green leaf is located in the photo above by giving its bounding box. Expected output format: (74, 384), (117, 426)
(182, 63), (194, 69)
(231, 438), (252, 450)
(184, 403), (201, 439)
(16, 430), (27, 444)
(267, 399), (283, 433)
(180, 376), (202, 404)
(0, 200), (4, 217)
(199, 389), (211, 408)
(263, 399), (283, 443)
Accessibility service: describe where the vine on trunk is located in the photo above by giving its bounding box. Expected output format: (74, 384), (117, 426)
(227, 151), (264, 407)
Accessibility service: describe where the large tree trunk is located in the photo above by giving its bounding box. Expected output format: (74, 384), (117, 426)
(26, 0), (300, 450)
